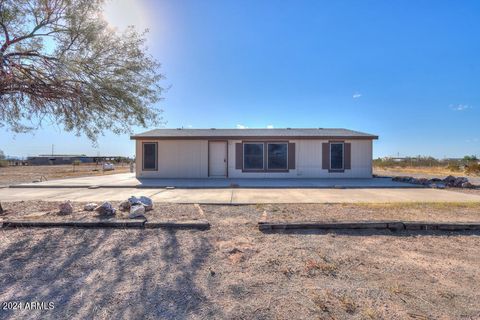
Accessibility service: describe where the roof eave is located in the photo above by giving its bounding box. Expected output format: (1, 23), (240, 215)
(130, 135), (379, 140)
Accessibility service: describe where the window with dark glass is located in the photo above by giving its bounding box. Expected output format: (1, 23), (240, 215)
(267, 143), (288, 170)
(330, 143), (344, 170)
(143, 143), (157, 170)
(243, 143), (264, 170)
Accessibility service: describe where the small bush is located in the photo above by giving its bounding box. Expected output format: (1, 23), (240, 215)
(446, 163), (462, 172)
(465, 163), (480, 176)
(304, 259), (338, 277)
(339, 294), (357, 314)
(0, 160), (8, 167)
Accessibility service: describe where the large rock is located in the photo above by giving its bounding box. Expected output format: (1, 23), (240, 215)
(453, 177), (468, 188)
(129, 204), (146, 218)
(393, 176), (415, 183)
(416, 178), (431, 186)
(58, 201), (73, 215)
(444, 175), (456, 183)
(443, 175), (457, 187)
(139, 196), (153, 211)
(461, 182), (475, 189)
(128, 196), (153, 211)
(95, 202), (116, 216)
(430, 182), (446, 189)
(119, 200), (131, 212)
(84, 203), (98, 211)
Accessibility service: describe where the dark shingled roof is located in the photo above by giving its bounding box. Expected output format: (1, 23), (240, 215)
(131, 128), (378, 140)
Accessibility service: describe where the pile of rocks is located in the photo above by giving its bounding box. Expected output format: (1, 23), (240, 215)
(58, 196), (154, 219)
(118, 196), (154, 219)
(392, 175), (476, 189)
(82, 202), (117, 216)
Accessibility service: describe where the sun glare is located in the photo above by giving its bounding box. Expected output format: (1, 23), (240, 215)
(102, 0), (151, 32)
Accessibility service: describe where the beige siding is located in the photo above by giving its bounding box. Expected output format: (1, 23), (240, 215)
(136, 139), (208, 178)
(229, 139), (372, 178)
(136, 138), (373, 178)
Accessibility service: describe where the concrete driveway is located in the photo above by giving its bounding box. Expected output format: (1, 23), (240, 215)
(2, 187), (480, 204)
(12, 173), (420, 188)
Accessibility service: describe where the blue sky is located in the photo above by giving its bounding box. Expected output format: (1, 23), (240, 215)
(1, 0), (479, 158)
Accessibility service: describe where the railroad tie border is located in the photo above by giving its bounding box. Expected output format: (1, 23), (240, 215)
(258, 221), (480, 231)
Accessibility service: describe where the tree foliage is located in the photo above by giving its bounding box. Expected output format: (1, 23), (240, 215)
(0, 0), (163, 140)
(463, 155), (478, 162)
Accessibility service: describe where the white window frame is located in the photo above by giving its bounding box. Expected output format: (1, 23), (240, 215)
(243, 142), (264, 170)
(330, 142), (344, 170)
(267, 142), (288, 170)
(142, 142), (158, 171)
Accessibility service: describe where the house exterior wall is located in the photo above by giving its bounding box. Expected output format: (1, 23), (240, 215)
(135, 138), (373, 178)
(227, 139), (372, 178)
(136, 139), (208, 178)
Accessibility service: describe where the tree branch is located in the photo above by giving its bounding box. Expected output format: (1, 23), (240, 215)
(0, 21), (9, 44)
(4, 51), (59, 61)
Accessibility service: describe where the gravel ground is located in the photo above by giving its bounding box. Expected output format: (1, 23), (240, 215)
(3, 202), (480, 223)
(444, 188), (480, 197)
(259, 203), (480, 222)
(0, 201), (201, 222)
(0, 204), (479, 319)
(0, 164), (130, 186)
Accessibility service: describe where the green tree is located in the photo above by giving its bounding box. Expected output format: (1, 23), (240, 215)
(0, 0), (163, 141)
(0, 149), (5, 159)
(463, 155), (478, 162)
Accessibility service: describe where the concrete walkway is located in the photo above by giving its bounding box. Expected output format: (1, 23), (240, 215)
(13, 173), (419, 189)
(2, 187), (480, 204)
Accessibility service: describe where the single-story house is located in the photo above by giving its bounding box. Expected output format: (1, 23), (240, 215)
(130, 128), (378, 179)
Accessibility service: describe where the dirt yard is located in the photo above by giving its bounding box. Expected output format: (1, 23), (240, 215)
(374, 166), (464, 177)
(260, 202), (480, 223)
(2, 201), (480, 223)
(0, 164), (130, 186)
(0, 203), (479, 319)
(374, 166), (480, 182)
(0, 201), (201, 222)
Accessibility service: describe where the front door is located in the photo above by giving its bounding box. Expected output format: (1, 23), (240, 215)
(209, 141), (227, 177)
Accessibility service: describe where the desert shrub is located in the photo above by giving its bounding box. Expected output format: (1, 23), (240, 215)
(0, 160), (8, 167)
(463, 155), (478, 162)
(72, 160), (81, 172)
(374, 156), (445, 168)
(465, 163), (480, 176)
(447, 163), (462, 172)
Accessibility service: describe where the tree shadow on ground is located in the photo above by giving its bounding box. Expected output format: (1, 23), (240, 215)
(0, 227), (219, 319)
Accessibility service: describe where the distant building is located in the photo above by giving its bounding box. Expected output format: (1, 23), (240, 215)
(381, 157), (420, 162)
(7, 159), (28, 166)
(441, 158), (464, 162)
(27, 155), (129, 165)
